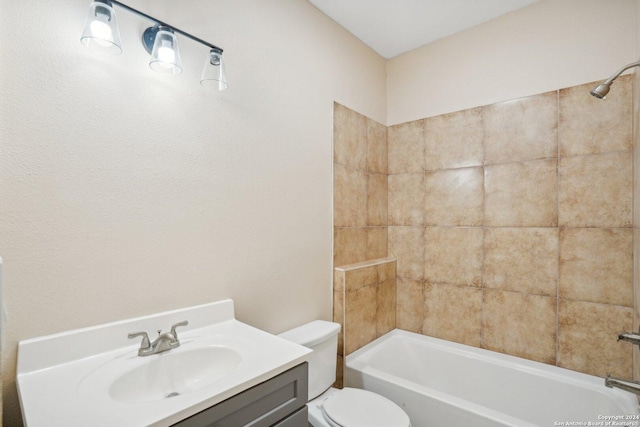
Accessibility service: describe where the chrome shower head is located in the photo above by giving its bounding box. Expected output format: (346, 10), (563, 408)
(590, 59), (640, 100)
(590, 83), (611, 99)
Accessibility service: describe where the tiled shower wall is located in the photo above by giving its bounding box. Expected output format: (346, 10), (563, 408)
(333, 103), (391, 386)
(389, 75), (634, 379)
(334, 75), (635, 381)
(333, 103), (388, 266)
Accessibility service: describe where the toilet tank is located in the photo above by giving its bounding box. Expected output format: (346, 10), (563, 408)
(279, 320), (341, 400)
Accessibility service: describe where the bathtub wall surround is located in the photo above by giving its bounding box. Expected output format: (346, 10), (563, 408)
(333, 76), (635, 381)
(333, 103), (388, 267)
(389, 76), (633, 378)
(333, 103), (391, 387)
(333, 257), (397, 386)
(388, 74), (634, 379)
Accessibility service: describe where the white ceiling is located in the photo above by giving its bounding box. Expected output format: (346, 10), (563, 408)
(308, 0), (539, 59)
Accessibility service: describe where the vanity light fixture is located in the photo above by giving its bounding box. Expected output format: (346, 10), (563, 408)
(80, 0), (227, 90)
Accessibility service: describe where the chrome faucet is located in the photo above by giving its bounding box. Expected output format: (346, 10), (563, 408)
(618, 331), (640, 346)
(128, 320), (189, 357)
(605, 374), (640, 396)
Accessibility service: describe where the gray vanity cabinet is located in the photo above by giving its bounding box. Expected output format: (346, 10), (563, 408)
(172, 363), (309, 427)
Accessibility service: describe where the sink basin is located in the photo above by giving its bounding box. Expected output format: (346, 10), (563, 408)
(77, 338), (245, 405)
(109, 346), (242, 403)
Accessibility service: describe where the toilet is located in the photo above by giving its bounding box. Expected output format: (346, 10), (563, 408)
(279, 321), (411, 427)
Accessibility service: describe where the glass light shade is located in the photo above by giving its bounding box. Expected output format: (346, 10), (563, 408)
(149, 29), (183, 75)
(200, 49), (228, 91)
(80, 1), (122, 54)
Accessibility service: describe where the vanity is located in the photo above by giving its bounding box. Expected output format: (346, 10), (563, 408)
(17, 299), (312, 426)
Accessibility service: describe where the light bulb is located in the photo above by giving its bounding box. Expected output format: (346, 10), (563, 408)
(148, 27), (182, 75)
(90, 20), (113, 47)
(156, 44), (175, 68)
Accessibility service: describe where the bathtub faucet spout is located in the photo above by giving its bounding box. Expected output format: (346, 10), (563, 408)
(618, 332), (640, 346)
(605, 375), (640, 396)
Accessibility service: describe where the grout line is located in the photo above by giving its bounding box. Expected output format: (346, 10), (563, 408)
(420, 119), (427, 336)
(338, 225), (635, 230)
(480, 104), (487, 350)
(556, 89), (561, 367)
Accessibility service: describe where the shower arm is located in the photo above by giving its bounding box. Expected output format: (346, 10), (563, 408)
(602, 60), (640, 85)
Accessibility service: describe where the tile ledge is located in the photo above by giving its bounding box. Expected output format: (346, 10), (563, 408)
(335, 257), (396, 271)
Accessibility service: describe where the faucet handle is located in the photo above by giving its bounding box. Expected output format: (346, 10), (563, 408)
(128, 331), (151, 349)
(170, 320), (189, 338)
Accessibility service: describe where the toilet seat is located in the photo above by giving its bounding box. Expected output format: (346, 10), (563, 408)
(320, 387), (411, 427)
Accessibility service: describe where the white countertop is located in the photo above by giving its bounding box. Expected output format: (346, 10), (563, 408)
(17, 300), (312, 427)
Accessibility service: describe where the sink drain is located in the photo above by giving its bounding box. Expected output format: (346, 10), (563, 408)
(166, 392), (180, 398)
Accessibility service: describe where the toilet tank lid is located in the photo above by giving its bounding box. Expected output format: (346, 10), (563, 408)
(278, 320), (341, 347)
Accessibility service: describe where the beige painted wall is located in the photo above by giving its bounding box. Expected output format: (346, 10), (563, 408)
(387, 0), (639, 125)
(0, 0), (386, 425)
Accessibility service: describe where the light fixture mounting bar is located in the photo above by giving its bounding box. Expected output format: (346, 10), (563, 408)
(108, 0), (223, 53)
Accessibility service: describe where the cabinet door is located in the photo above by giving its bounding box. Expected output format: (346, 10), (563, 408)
(173, 363), (308, 427)
(271, 406), (308, 427)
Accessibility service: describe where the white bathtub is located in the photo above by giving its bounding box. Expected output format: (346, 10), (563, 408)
(345, 329), (640, 427)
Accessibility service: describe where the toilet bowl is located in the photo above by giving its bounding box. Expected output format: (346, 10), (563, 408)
(308, 387), (410, 427)
(278, 321), (411, 427)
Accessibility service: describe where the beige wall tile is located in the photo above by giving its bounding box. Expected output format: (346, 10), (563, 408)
(367, 173), (388, 226)
(334, 103), (367, 170)
(560, 75), (632, 157)
(345, 266), (378, 292)
(396, 278), (423, 333)
(334, 355), (344, 389)
(558, 300), (632, 379)
(333, 290), (344, 356)
(388, 120), (425, 174)
(423, 283), (482, 347)
(484, 91), (558, 164)
(559, 228), (633, 307)
(424, 227), (483, 287)
(483, 290), (556, 364)
(341, 261), (396, 353)
(377, 274), (396, 337)
(334, 227), (367, 266)
(484, 159), (558, 227)
(424, 167), (483, 226)
(366, 227), (388, 259)
(345, 285), (377, 355)
(424, 107), (483, 171)
(388, 226), (425, 280)
(334, 163), (367, 227)
(559, 151), (632, 228)
(334, 269), (345, 293)
(367, 118), (388, 174)
(388, 173), (425, 226)
(484, 228), (558, 296)
(377, 260), (396, 284)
